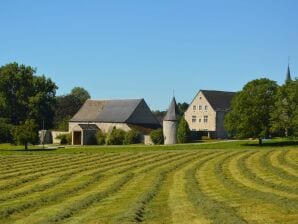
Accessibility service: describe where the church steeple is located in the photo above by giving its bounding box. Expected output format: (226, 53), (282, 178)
(285, 63), (292, 83)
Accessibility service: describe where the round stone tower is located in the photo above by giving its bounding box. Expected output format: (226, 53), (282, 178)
(163, 97), (179, 145)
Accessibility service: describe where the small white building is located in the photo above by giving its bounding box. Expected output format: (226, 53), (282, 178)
(184, 90), (235, 139)
(69, 99), (160, 145)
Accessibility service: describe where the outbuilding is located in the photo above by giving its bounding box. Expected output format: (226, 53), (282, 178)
(69, 99), (160, 145)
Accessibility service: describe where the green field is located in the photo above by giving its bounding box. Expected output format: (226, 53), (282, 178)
(0, 141), (297, 223)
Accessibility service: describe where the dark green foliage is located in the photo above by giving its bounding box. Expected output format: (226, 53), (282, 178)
(0, 118), (14, 143)
(0, 62), (57, 129)
(57, 133), (72, 145)
(96, 130), (106, 145)
(225, 78), (278, 140)
(54, 87), (90, 130)
(151, 110), (166, 124)
(124, 129), (140, 145)
(177, 116), (191, 143)
(270, 79), (298, 137)
(106, 128), (126, 145)
(150, 128), (164, 145)
(70, 87), (90, 104)
(177, 102), (189, 121)
(14, 119), (39, 150)
(56, 116), (71, 132)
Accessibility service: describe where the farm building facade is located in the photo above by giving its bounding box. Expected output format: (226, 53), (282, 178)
(69, 99), (160, 145)
(184, 90), (235, 139)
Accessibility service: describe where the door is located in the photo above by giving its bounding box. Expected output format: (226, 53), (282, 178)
(73, 131), (82, 145)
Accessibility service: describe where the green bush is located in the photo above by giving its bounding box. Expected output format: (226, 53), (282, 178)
(124, 129), (140, 145)
(177, 117), (191, 143)
(97, 130), (106, 145)
(150, 128), (164, 145)
(106, 128), (126, 145)
(57, 133), (72, 145)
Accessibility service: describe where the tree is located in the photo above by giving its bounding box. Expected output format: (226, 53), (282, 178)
(53, 87), (90, 130)
(0, 62), (57, 129)
(14, 119), (39, 150)
(177, 102), (189, 115)
(271, 79), (298, 137)
(224, 78), (278, 144)
(71, 87), (90, 104)
(177, 116), (191, 143)
(151, 110), (166, 125)
(0, 118), (14, 143)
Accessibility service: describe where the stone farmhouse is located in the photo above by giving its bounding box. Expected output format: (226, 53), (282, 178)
(69, 99), (160, 145)
(184, 90), (235, 139)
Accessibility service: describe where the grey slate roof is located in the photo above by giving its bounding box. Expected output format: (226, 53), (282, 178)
(201, 90), (236, 111)
(164, 97), (179, 121)
(286, 65), (292, 82)
(70, 99), (160, 125)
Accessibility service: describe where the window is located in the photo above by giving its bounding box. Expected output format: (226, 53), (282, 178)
(204, 116), (208, 123)
(192, 116), (196, 123)
(193, 105), (196, 110)
(199, 118), (201, 123)
(205, 105), (208, 110)
(199, 105), (202, 110)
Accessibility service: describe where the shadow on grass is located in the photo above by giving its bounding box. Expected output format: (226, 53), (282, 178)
(243, 140), (298, 147)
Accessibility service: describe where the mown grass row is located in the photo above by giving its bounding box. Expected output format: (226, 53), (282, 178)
(216, 151), (298, 213)
(12, 152), (200, 223)
(0, 153), (132, 192)
(0, 153), (110, 180)
(186, 151), (248, 224)
(237, 151), (298, 195)
(277, 150), (298, 170)
(0, 149), (297, 223)
(0, 153), (160, 204)
(47, 173), (134, 223)
(116, 151), (216, 223)
(259, 151), (298, 182)
(47, 153), (207, 223)
(0, 152), (184, 220)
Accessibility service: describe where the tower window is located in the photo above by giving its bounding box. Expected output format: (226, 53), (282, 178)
(204, 116), (208, 123)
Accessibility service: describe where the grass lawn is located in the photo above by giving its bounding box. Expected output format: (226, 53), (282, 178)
(0, 139), (297, 223)
(0, 138), (297, 154)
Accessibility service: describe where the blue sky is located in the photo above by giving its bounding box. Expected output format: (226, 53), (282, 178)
(1, 0), (297, 110)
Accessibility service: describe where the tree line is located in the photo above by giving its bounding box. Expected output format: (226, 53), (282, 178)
(0, 62), (90, 148)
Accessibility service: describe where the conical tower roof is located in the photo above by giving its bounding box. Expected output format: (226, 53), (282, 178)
(163, 97), (179, 121)
(285, 64), (292, 82)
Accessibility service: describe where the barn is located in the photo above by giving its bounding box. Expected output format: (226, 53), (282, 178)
(69, 99), (161, 145)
